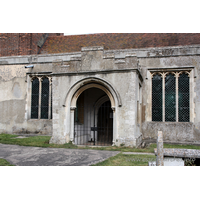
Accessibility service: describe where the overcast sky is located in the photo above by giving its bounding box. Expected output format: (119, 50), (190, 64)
(1, 1), (200, 33)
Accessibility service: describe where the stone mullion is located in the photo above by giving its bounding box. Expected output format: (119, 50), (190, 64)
(30, 77), (34, 119)
(150, 72), (154, 121)
(162, 73), (166, 122)
(38, 77), (42, 119)
(175, 72), (179, 122)
(48, 77), (52, 119)
(188, 71), (193, 122)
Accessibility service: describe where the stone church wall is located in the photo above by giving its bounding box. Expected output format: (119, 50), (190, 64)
(1, 44), (200, 146)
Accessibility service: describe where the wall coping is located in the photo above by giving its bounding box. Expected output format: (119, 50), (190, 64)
(1, 44), (200, 65)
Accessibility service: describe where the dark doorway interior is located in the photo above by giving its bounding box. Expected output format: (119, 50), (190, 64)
(74, 88), (113, 146)
(97, 101), (113, 145)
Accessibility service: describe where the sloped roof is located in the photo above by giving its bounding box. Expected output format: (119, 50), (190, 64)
(40, 33), (200, 54)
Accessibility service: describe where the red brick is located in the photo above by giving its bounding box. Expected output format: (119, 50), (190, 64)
(0, 33), (64, 56)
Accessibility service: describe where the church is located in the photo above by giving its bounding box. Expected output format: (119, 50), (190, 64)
(0, 33), (200, 147)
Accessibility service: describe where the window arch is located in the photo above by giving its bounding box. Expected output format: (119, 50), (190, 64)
(30, 76), (52, 119)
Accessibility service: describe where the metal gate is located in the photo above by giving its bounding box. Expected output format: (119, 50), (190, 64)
(74, 97), (113, 146)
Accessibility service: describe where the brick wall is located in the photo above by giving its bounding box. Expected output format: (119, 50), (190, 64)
(0, 33), (63, 57)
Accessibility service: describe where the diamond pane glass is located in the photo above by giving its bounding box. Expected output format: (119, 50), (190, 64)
(41, 78), (49, 119)
(165, 73), (176, 122)
(179, 73), (190, 122)
(31, 78), (39, 119)
(152, 74), (162, 121)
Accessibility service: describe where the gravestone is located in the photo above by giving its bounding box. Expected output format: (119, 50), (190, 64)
(156, 131), (164, 166)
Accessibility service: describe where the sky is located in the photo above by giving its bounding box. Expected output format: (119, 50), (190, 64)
(1, 2), (199, 33)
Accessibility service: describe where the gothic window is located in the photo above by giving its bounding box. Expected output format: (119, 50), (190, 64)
(178, 73), (190, 122)
(152, 71), (190, 122)
(152, 74), (162, 121)
(41, 78), (49, 119)
(31, 78), (39, 119)
(165, 73), (176, 122)
(31, 76), (52, 119)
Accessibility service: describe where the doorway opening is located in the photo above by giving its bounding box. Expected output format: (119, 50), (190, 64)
(74, 88), (113, 146)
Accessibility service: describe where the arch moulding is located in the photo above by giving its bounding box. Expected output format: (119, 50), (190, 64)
(64, 77), (122, 109)
(62, 77), (120, 146)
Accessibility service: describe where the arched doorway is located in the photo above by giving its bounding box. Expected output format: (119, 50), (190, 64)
(63, 77), (122, 146)
(74, 87), (113, 146)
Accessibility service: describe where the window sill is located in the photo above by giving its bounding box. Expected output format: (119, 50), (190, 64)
(150, 121), (192, 123)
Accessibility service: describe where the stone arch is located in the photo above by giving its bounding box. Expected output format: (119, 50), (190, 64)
(63, 77), (120, 146)
(93, 95), (110, 127)
(94, 95), (110, 113)
(64, 77), (122, 109)
(71, 83), (115, 109)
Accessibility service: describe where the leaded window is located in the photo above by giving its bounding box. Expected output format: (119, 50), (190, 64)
(41, 78), (49, 119)
(31, 78), (39, 119)
(165, 73), (176, 122)
(152, 74), (162, 121)
(151, 71), (190, 122)
(31, 76), (52, 119)
(178, 73), (190, 122)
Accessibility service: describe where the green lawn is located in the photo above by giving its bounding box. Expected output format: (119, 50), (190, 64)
(0, 133), (76, 149)
(0, 133), (156, 152)
(0, 158), (14, 166)
(92, 153), (156, 166)
(0, 133), (200, 153)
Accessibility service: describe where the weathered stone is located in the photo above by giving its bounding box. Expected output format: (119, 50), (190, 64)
(156, 131), (164, 166)
(154, 148), (200, 159)
(141, 141), (146, 148)
(0, 44), (200, 147)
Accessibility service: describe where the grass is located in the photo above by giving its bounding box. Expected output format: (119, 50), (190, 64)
(0, 133), (156, 152)
(0, 158), (14, 166)
(0, 133), (200, 153)
(150, 143), (200, 150)
(0, 133), (76, 149)
(1, 133), (200, 166)
(92, 153), (156, 166)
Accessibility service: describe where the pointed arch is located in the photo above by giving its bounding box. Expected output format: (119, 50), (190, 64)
(64, 77), (122, 109)
(63, 77), (120, 146)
